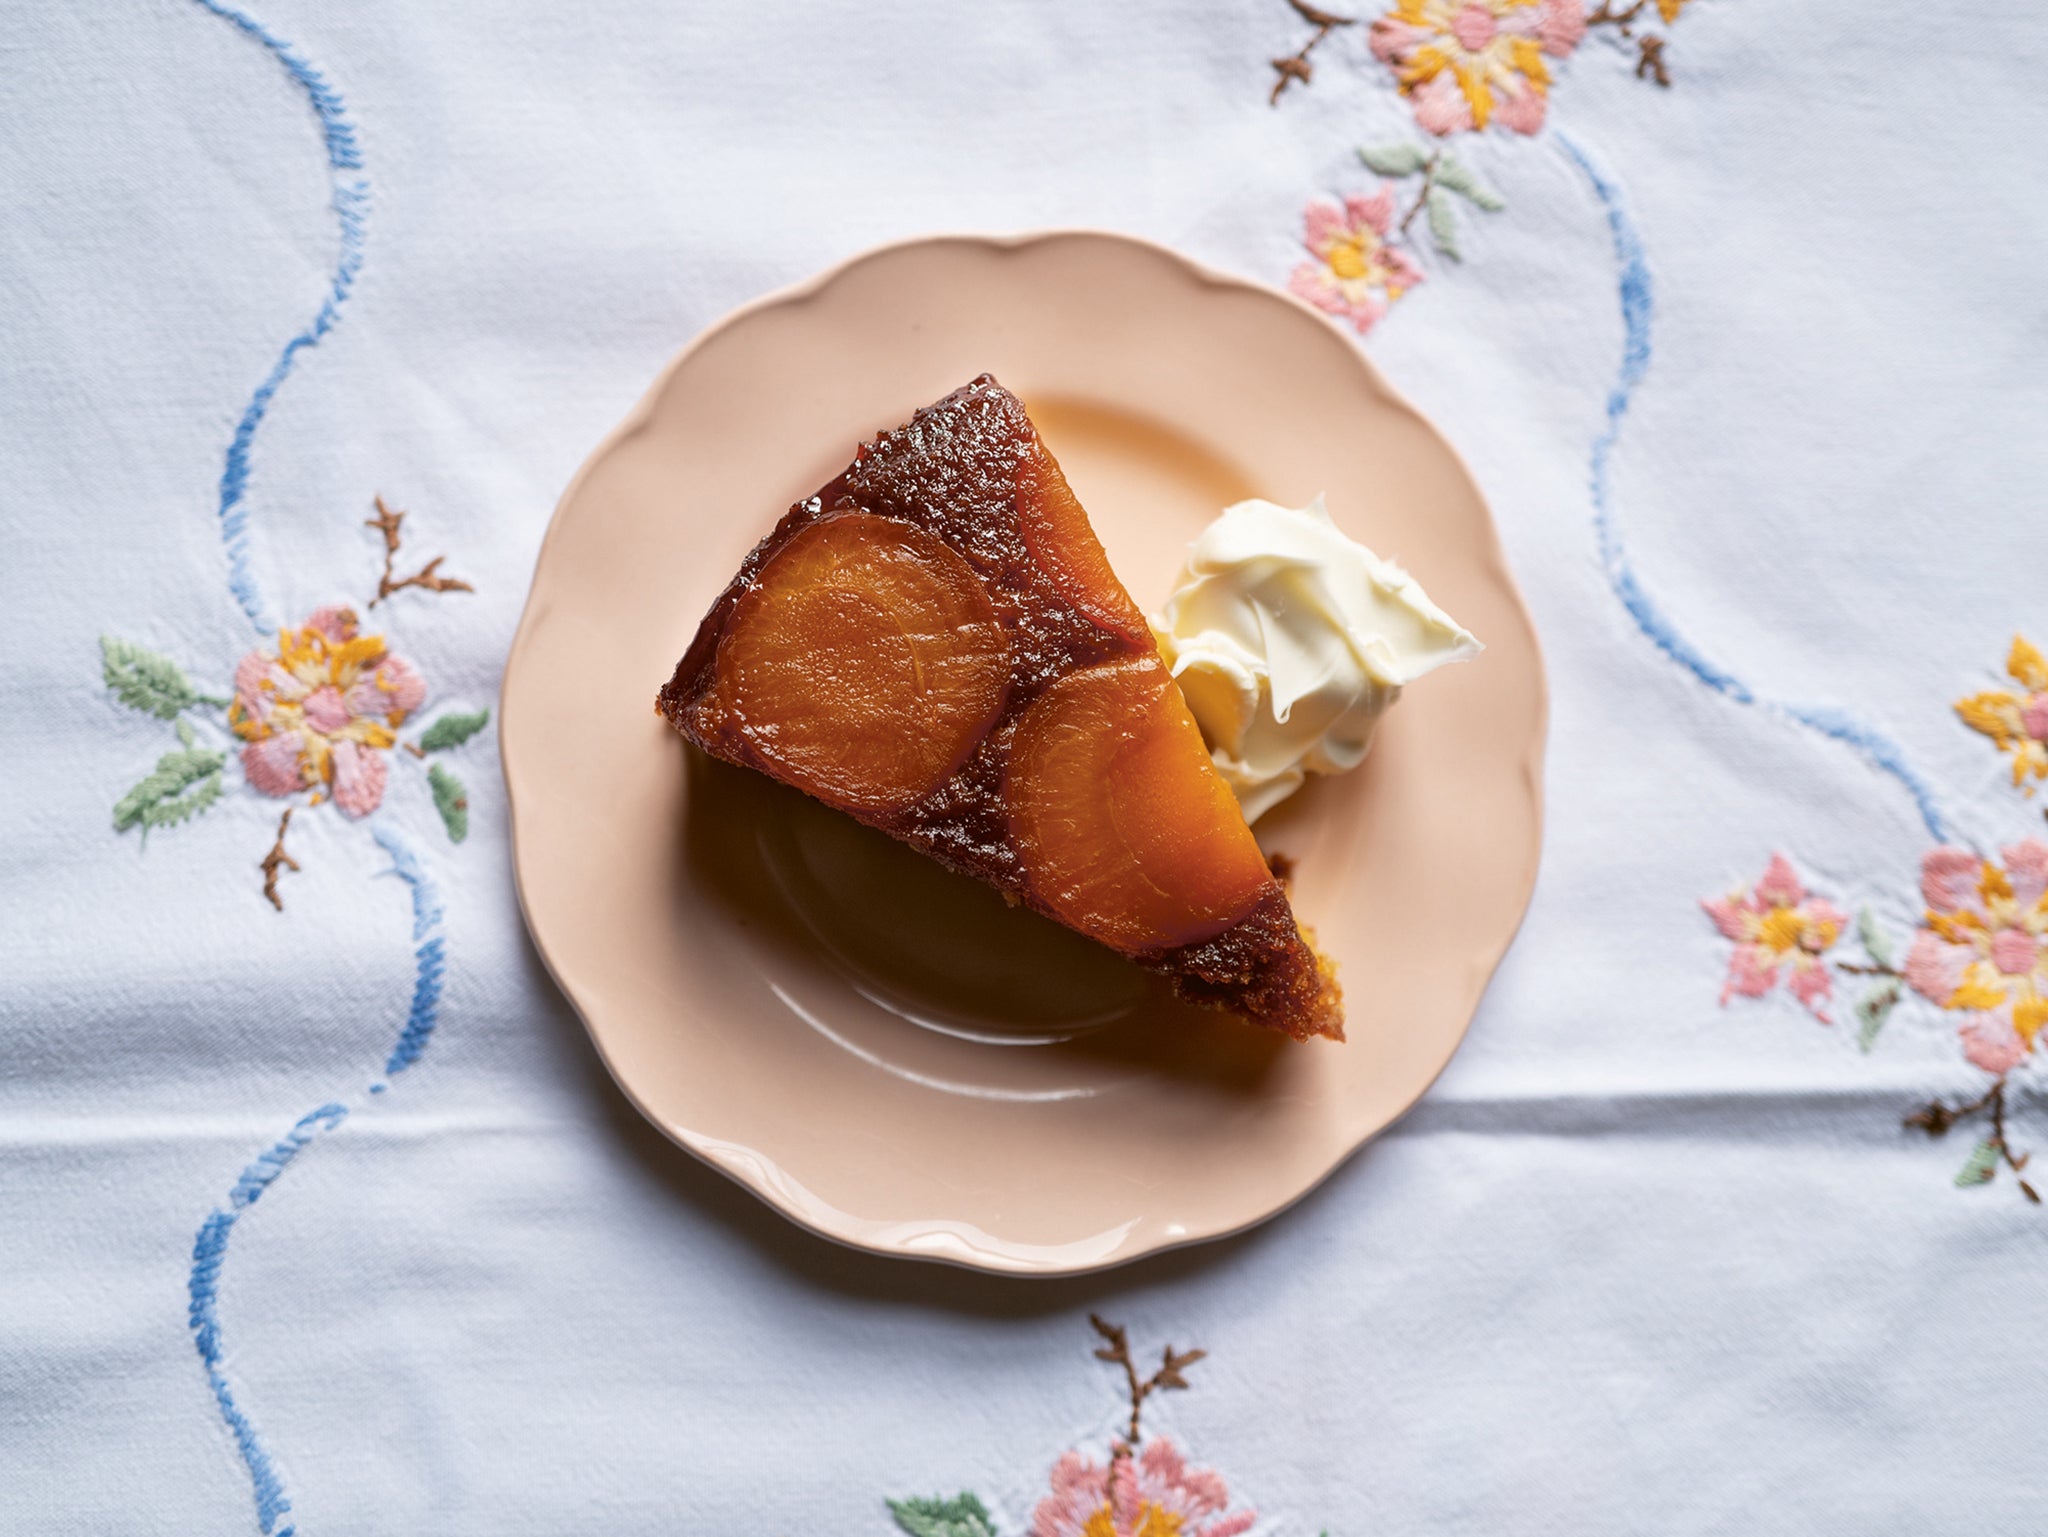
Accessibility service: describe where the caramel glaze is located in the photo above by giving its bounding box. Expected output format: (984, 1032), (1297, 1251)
(658, 375), (1342, 1041)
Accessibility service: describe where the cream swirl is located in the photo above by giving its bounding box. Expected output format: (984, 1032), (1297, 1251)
(1153, 496), (1481, 822)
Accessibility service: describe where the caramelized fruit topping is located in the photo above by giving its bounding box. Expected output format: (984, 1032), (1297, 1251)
(1006, 654), (1272, 952)
(1015, 440), (1149, 644)
(710, 512), (1010, 813)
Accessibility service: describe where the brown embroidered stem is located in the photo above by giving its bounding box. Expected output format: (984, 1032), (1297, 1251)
(1985, 1082), (2040, 1200)
(260, 807), (300, 912)
(1397, 153), (1442, 237)
(1270, 0), (1355, 105)
(1905, 1079), (1999, 1135)
(1584, 0), (1652, 26)
(1635, 34), (1671, 87)
(367, 495), (404, 593)
(1091, 1316), (1146, 1441)
(1906, 1077), (2040, 1201)
(1584, 0), (1675, 86)
(1836, 962), (1902, 978)
(367, 495), (474, 608)
(1089, 1314), (1208, 1446)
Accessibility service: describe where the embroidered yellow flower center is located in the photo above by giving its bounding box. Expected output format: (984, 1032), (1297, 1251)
(1326, 233), (1374, 281)
(1378, 0), (1563, 132)
(1755, 906), (1805, 955)
(1083, 1503), (1182, 1537)
(233, 621), (406, 753)
(226, 610), (425, 807)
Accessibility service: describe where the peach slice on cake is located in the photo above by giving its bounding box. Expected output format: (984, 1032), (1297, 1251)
(696, 512), (1010, 814)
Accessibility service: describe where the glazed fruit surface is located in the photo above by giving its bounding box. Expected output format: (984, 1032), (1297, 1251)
(1007, 655), (1270, 952)
(706, 512), (1010, 813)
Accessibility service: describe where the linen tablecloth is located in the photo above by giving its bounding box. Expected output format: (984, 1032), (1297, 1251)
(7, 2), (2048, 1530)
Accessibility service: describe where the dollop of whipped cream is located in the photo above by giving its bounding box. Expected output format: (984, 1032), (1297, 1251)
(1152, 496), (1481, 822)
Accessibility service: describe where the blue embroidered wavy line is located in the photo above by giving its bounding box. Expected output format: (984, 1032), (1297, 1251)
(188, 1102), (348, 1537)
(1554, 131), (1951, 844)
(192, 0), (370, 635)
(182, 828), (448, 1533)
(373, 823), (448, 1079)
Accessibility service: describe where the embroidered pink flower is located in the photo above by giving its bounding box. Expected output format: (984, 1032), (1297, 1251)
(1288, 189), (1426, 334)
(1955, 636), (2048, 791)
(1032, 1441), (1255, 1537)
(1904, 841), (2048, 1074)
(229, 606), (426, 817)
(1370, 0), (1586, 136)
(1702, 854), (1848, 1022)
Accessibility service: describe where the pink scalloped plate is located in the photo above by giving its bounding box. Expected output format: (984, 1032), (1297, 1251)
(501, 232), (1546, 1275)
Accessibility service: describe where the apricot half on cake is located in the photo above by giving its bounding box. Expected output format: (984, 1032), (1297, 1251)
(657, 375), (1342, 1042)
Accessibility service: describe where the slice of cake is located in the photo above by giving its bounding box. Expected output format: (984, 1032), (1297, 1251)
(657, 375), (1342, 1041)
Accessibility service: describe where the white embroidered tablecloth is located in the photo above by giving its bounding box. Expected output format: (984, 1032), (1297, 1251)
(8, 2), (2048, 1532)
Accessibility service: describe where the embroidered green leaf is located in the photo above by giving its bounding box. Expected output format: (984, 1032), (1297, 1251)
(1856, 905), (1896, 971)
(1431, 155), (1505, 211)
(143, 769), (224, 830)
(1425, 185), (1460, 260)
(100, 636), (220, 719)
(113, 747), (226, 833)
(1955, 1139), (2001, 1187)
(417, 708), (490, 753)
(429, 763), (469, 843)
(887, 1494), (997, 1537)
(1854, 982), (1900, 1052)
(1358, 142), (1428, 178)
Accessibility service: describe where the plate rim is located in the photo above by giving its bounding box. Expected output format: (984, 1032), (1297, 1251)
(501, 227), (1549, 1276)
